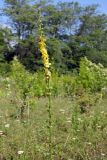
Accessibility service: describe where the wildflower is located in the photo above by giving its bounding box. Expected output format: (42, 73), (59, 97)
(59, 109), (65, 113)
(39, 36), (51, 79)
(87, 142), (92, 145)
(5, 124), (10, 128)
(17, 151), (24, 155)
(100, 111), (104, 114)
(0, 131), (6, 136)
(5, 77), (10, 82)
(66, 120), (71, 123)
(0, 131), (4, 136)
(78, 117), (83, 122)
(7, 84), (10, 88)
(77, 129), (80, 132)
(101, 153), (105, 156)
(96, 125), (101, 129)
(88, 142), (92, 145)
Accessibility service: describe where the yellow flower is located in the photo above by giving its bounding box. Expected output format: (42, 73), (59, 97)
(39, 36), (51, 79)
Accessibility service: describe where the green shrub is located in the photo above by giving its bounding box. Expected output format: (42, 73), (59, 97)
(61, 74), (76, 96)
(77, 57), (107, 91)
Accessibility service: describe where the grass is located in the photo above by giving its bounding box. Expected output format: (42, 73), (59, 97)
(0, 96), (107, 160)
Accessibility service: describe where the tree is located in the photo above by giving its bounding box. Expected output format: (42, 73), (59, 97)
(0, 26), (13, 74)
(4, 0), (38, 40)
(47, 38), (72, 73)
(2, 0), (107, 73)
(68, 5), (107, 68)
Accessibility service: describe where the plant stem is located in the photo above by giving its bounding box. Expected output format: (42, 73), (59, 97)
(47, 78), (52, 160)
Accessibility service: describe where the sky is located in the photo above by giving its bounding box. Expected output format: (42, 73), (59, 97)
(63, 0), (107, 14)
(55, 0), (107, 14)
(0, 0), (107, 24)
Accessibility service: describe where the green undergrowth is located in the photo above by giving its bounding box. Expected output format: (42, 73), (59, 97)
(0, 97), (107, 160)
(1, 57), (107, 159)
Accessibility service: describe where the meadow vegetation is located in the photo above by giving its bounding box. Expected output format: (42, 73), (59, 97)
(1, 57), (107, 160)
(1, 0), (107, 159)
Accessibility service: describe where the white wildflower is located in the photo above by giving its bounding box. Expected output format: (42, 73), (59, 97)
(59, 109), (65, 113)
(86, 142), (92, 145)
(66, 120), (71, 123)
(100, 111), (104, 114)
(17, 151), (24, 155)
(101, 153), (105, 156)
(5, 124), (10, 128)
(0, 131), (4, 135)
(78, 118), (83, 122)
(77, 129), (80, 132)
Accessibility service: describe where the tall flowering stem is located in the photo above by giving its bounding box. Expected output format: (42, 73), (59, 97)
(38, 17), (52, 159)
(39, 36), (51, 79)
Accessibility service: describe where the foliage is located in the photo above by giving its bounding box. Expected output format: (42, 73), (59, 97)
(1, 97), (107, 159)
(2, 57), (107, 102)
(77, 57), (107, 91)
(1, 57), (107, 159)
(0, 27), (12, 75)
(1, 1), (107, 159)
(1, 1), (107, 72)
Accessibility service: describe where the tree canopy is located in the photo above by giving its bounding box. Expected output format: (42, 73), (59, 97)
(0, 0), (107, 73)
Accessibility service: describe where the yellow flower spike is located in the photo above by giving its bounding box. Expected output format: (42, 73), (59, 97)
(39, 36), (51, 79)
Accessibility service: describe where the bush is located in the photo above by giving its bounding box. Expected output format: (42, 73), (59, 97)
(77, 57), (107, 91)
